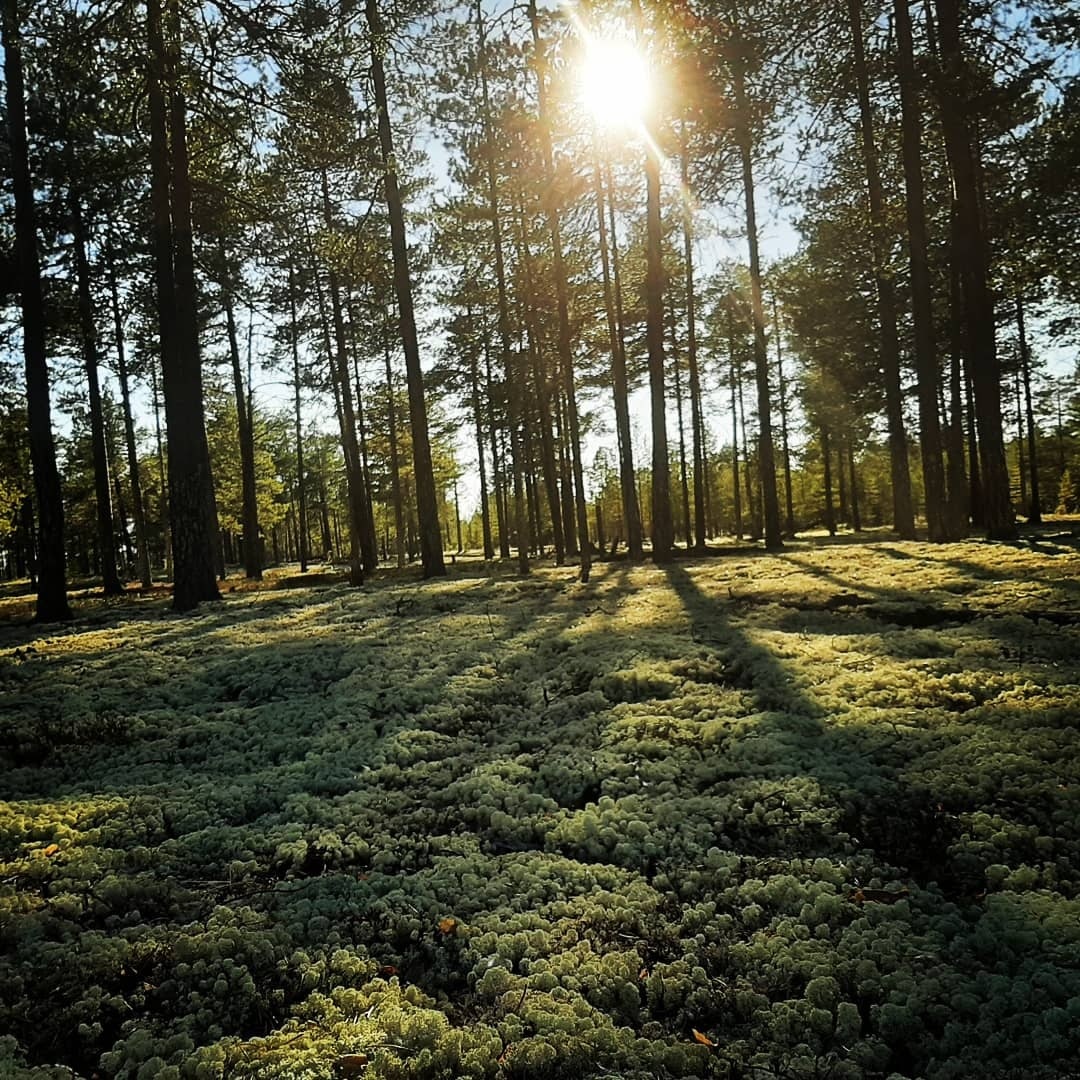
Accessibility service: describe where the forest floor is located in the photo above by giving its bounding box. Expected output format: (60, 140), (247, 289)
(2, 531), (1080, 1080)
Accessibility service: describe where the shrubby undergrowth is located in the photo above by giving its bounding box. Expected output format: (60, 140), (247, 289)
(2, 538), (1079, 1079)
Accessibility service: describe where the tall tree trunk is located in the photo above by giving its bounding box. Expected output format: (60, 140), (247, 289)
(594, 143), (644, 560)
(148, 0), (219, 611)
(3, 0), (71, 621)
(347, 304), (380, 570)
(366, 0), (445, 577)
(821, 426), (836, 537)
(946, 232), (971, 530)
(68, 176), (123, 595)
(1014, 365), (1026, 513)
(384, 309), (409, 567)
(727, 309), (744, 540)
(680, 128), (707, 553)
(933, 0), (1015, 539)
(848, 440), (862, 531)
(483, 333), (510, 558)
(1016, 294), (1042, 523)
(731, 46), (782, 550)
(106, 232), (152, 588)
(893, 0), (950, 540)
(477, 1), (528, 574)
(220, 249), (262, 579)
(668, 310), (692, 548)
(288, 256), (309, 572)
(847, 0), (915, 540)
(528, 0), (590, 579)
(311, 235), (365, 585)
(554, 394), (578, 555)
(150, 362), (171, 574)
(771, 295), (797, 536)
(514, 224), (566, 564)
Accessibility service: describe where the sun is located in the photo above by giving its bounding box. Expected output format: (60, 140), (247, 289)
(579, 37), (651, 131)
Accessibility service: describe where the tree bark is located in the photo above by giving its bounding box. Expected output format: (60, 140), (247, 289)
(680, 128), (707, 552)
(731, 47), (782, 550)
(366, 0), (445, 576)
(847, 0), (915, 540)
(220, 248), (262, 579)
(106, 233), (152, 587)
(3, 0), (71, 621)
(1016, 294), (1042, 523)
(893, 0), (950, 540)
(933, 0), (1015, 539)
(288, 256), (309, 571)
(771, 295), (796, 537)
(68, 176), (123, 595)
(384, 309), (409, 567)
(476, 0), (529, 574)
(528, 0), (590, 580)
(148, 0), (219, 610)
(594, 142), (644, 560)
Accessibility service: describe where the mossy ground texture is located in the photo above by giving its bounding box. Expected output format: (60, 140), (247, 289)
(2, 536), (1080, 1080)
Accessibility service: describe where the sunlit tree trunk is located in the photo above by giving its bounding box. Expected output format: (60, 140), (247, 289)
(106, 233), (152, 588)
(771, 295), (796, 537)
(1016, 294), (1041, 523)
(221, 247), (261, 579)
(476, 0), (529, 574)
(527, 0), (590, 579)
(148, 0), (219, 610)
(366, 0), (445, 576)
(287, 256), (309, 572)
(680, 129), (707, 552)
(4, 0), (72, 620)
(821, 425), (836, 537)
(594, 143), (644, 560)
(933, 0), (1015, 539)
(893, 0), (950, 540)
(731, 44), (781, 550)
(69, 176), (123, 595)
(726, 307), (744, 540)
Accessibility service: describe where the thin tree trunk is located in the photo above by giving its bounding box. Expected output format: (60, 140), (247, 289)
(554, 394), (578, 555)
(3, 0), (71, 621)
(848, 440), (862, 531)
(288, 256), (309, 572)
(477, 0), (528, 574)
(594, 140), (644, 560)
(822, 426), (836, 536)
(311, 232), (365, 585)
(934, 0), (1015, 539)
(893, 0), (949, 540)
(514, 195), (565, 563)
(771, 295), (796, 537)
(384, 309), (409, 567)
(680, 127), (707, 553)
(106, 233), (152, 587)
(944, 215), (971, 534)
(1014, 365), (1026, 513)
(528, 0), (590, 580)
(669, 310), (692, 548)
(847, 0), (915, 540)
(483, 332), (510, 559)
(1016, 294), (1042, 523)
(727, 308), (744, 540)
(68, 177), (123, 595)
(731, 46), (782, 550)
(221, 249), (262, 579)
(366, 0), (445, 576)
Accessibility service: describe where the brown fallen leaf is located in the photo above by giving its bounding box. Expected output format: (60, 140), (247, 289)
(333, 1053), (369, 1077)
(42, 844), (60, 857)
(437, 916), (458, 935)
(692, 1029), (716, 1047)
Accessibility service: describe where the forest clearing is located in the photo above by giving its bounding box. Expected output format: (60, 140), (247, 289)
(2, 535), (1079, 1080)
